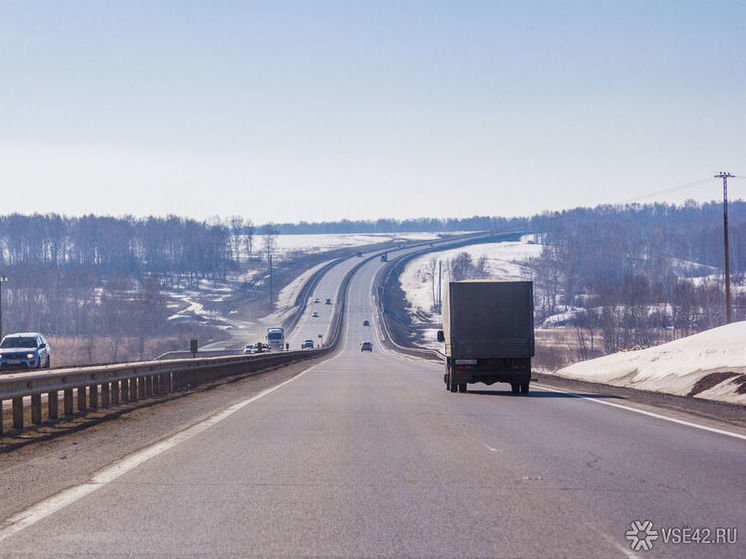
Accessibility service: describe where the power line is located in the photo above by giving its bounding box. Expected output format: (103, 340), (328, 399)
(621, 177), (715, 204)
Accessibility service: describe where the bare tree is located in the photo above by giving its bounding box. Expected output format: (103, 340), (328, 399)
(229, 216), (244, 262)
(261, 223), (278, 304)
(244, 219), (256, 259)
(261, 223), (278, 260)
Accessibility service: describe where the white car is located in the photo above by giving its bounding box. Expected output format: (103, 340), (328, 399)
(243, 344), (253, 354)
(0, 332), (51, 370)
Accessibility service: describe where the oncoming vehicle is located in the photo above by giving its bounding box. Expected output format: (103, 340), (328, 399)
(313, 298), (320, 303)
(0, 332), (51, 369)
(301, 339), (314, 349)
(363, 320), (370, 326)
(243, 344), (253, 354)
(361, 341), (373, 352)
(253, 342), (266, 353)
(325, 298), (332, 305)
(312, 312), (319, 318)
(266, 328), (285, 351)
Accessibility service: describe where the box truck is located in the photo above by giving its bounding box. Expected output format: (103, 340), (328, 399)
(266, 327), (285, 351)
(437, 280), (534, 394)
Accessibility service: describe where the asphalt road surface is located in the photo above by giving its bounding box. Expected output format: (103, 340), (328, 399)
(1, 257), (744, 558)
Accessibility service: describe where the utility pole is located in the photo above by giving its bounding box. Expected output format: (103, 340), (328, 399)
(268, 252), (273, 305)
(0, 276), (7, 339)
(437, 260), (442, 313)
(715, 171), (735, 324)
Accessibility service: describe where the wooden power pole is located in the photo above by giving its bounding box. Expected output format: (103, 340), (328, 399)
(715, 171), (735, 324)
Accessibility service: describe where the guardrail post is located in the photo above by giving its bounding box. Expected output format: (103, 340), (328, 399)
(146, 375), (153, 396)
(111, 381), (120, 405)
(121, 379), (129, 403)
(0, 400), (3, 435)
(138, 376), (146, 399)
(48, 391), (59, 419)
(130, 376), (138, 401)
(161, 372), (171, 394)
(101, 382), (110, 407)
(89, 384), (98, 409)
(64, 388), (74, 415)
(12, 397), (23, 429)
(77, 386), (86, 411)
(31, 394), (42, 425)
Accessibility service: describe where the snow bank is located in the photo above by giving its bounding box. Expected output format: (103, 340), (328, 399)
(551, 321), (746, 405)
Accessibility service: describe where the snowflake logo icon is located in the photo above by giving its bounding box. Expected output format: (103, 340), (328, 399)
(626, 520), (659, 551)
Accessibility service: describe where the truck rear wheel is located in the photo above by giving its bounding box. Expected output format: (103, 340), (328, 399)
(520, 383), (529, 394)
(511, 383), (520, 395)
(458, 383), (467, 393)
(448, 373), (458, 392)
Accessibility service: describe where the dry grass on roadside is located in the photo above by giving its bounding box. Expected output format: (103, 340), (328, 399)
(46, 336), (194, 368)
(533, 327), (606, 372)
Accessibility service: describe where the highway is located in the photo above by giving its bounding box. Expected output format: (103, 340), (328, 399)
(1, 254), (744, 557)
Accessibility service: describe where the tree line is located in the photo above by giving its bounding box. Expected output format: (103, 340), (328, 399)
(528, 200), (746, 352)
(274, 216), (528, 234)
(0, 214), (280, 354)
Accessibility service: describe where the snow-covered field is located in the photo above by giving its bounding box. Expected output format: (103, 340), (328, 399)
(273, 232), (447, 256)
(549, 321), (746, 405)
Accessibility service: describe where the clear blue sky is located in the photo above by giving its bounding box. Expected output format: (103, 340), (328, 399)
(1, 0), (744, 223)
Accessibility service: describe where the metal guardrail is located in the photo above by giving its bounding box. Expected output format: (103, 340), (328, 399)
(0, 350), (325, 435)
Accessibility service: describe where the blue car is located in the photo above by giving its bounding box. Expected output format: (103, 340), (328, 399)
(0, 332), (51, 370)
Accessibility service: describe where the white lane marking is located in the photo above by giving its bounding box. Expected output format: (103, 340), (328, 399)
(0, 353), (341, 543)
(533, 383), (746, 441)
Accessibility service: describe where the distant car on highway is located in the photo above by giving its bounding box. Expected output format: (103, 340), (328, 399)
(0, 332), (51, 369)
(363, 320), (370, 326)
(325, 298), (332, 305)
(253, 342), (267, 353)
(312, 311), (319, 318)
(361, 341), (373, 352)
(243, 344), (253, 354)
(301, 339), (314, 349)
(313, 298), (320, 303)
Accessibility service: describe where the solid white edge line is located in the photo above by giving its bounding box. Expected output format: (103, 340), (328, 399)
(0, 352), (342, 543)
(533, 383), (746, 441)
